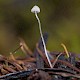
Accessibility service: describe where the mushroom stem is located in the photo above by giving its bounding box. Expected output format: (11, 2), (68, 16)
(35, 12), (53, 68)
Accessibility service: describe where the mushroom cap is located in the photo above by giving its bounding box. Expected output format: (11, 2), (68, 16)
(31, 5), (40, 13)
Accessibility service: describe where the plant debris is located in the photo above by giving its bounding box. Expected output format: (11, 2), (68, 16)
(0, 33), (80, 80)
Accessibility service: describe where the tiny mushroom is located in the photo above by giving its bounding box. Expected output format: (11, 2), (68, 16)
(31, 5), (53, 68)
(31, 5), (40, 13)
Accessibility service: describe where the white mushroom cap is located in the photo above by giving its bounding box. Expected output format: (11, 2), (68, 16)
(31, 5), (40, 13)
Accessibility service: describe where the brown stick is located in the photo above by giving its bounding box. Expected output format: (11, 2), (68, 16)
(51, 59), (80, 73)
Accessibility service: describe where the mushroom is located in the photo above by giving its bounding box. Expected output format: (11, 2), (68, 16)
(31, 5), (40, 13)
(31, 5), (53, 68)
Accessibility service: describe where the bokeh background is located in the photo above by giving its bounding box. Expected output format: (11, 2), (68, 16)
(0, 0), (80, 56)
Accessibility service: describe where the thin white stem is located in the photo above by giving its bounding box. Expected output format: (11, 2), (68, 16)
(35, 12), (53, 68)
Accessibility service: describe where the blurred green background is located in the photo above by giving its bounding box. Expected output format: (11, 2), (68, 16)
(0, 0), (80, 56)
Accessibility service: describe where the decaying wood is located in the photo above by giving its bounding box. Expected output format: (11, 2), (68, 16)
(0, 33), (80, 80)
